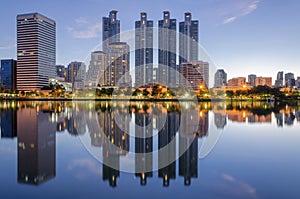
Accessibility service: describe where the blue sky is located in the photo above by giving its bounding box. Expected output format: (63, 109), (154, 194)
(0, 0), (300, 80)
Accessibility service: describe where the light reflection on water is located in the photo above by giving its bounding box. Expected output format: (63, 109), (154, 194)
(0, 101), (299, 199)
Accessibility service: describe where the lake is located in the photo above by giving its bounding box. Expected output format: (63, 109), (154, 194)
(0, 100), (299, 199)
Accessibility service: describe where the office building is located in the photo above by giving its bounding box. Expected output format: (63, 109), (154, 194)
(56, 65), (66, 80)
(158, 11), (177, 87)
(180, 61), (209, 90)
(275, 71), (284, 88)
(179, 12), (199, 65)
(17, 13), (56, 90)
(106, 42), (131, 87)
(227, 77), (246, 87)
(86, 51), (106, 87)
(285, 72), (295, 88)
(0, 59), (17, 90)
(255, 77), (272, 87)
(248, 74), (256, 87)
(214, 69), (227, 88)
(66, 61), (84, 85)
(102, 10), (120, 53)
(135, 12), (153, 87)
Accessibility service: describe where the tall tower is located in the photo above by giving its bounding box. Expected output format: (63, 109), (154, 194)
(179, 12), (199, 65)
(86, 51), (106, 87)
(158, 11), (177, 87)
(135, 12), (153, 87)
(106, 42), (131, 87)
(102, 10), (120, 53)
(17, 13), (56, 90)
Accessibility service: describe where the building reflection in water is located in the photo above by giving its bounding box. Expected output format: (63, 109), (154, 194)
(17, 102), (56, 185)
(0, 101), (299, 188)
(0, 106), (17, 138)
(101, 105), (130, 187)
(158, 105), (180, 187)
(134, 104), (153, 185)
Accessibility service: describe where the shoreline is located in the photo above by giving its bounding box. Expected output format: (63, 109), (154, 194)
(0, 97), (299, 102)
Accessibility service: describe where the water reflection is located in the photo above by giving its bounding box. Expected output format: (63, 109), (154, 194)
(0, 100), (299, 188)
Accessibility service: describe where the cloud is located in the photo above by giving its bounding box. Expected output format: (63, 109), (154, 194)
(242, 1), (259, 15)
(222, 0), (260, 24)
(222, 173), (257, 195)
(75, 17), (88, 25)
(67, 158), (101, 179)
(67, 17), (102, 39)
(223, 16), (237, 24)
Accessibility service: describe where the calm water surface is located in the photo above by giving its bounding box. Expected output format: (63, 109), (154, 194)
(0, 101), (299, 199)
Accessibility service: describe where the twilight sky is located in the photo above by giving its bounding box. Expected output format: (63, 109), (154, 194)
(0, 0), (300, 81)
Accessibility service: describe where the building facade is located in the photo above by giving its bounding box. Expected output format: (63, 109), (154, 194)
(158, 11), (177, 87)
(106, 42), (131, 87)
(180, 61), (209, 90)
(248, 74), (256, 87)
(179, 12), (199, 65)
(227, 77), (246, 87)
(0, 59), (17, 90)
(275, 71), (284, 88)
(214, 69), (227, 88)
(86, 51), (106, 87)
(17, 13), (56, 90)
(285, 72), (295, 88)
(255, 77), (272, 87)
(135, 12), (153, 87)
(102, 10), (120, 53)
(66, 61), (84, 88)
(56, 65), (66, 80)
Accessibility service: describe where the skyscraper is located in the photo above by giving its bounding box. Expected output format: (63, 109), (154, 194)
(179, 12), (199, 65)
(275, 71), (284, 88)
(248, 74), (256, 87)
(17, 13), (56, 90)
(86, 51), (106, 87)
(214, 69), (227, 88)
(102, 10), (120, 53)
(135, 12), (153, 87)
(0, 59), (17, 90)
(158, 11), (177, 87)
(106, 42), (131, 87)
(285, 72), (295, 88)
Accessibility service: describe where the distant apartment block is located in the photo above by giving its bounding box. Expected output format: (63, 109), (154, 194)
(227, 77), (246, 87)
(180, 61), (209, 90)
(255, 77), (272, 87)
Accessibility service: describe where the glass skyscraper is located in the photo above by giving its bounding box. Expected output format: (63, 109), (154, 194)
(16, 13), (56, 90)
(135, 12), (154, 87)
(158, 11), (177, 87)
(0, 59), (17, 90)
(102, 10), (120, 53)
(179, 12), (199, 65)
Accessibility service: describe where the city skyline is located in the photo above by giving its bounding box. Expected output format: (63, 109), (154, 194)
(1, 1), (299, 82)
